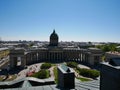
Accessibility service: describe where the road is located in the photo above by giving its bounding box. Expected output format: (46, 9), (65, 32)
(0, 56), (9, 70)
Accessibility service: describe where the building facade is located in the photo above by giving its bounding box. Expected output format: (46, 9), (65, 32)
(105, 51), (120, 62)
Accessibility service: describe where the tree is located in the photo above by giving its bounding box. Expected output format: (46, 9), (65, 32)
(29, 43), (34, 47)
(96, 44), (117, 52)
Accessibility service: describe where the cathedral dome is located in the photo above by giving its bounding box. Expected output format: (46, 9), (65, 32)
(50, 30), (58, 39)
(49, 30), (59, 46)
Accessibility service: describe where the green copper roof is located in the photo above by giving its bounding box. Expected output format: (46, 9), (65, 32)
(61, 64), (71, 72)
(21, 80), (32, 88)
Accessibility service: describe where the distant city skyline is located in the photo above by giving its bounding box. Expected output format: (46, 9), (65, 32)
(0, 0), (120, 42)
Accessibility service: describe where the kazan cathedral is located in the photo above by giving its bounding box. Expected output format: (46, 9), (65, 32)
(9, 30), (103, 68)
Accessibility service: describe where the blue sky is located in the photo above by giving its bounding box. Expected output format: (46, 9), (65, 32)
(0, 0), (120, 42)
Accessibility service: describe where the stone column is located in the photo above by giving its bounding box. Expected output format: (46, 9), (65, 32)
(49, 52), (51, 61)
(25, 54), (28, 65)
(31, 53), (33, 63)
(37, 53), (39, 61)
(81, 53), (82, 62)
(21, 56), (26, 68)
(81, 53), (83, 62)
(85, 54), (87, 63)
(79, 53), (81, 62)
(35, 53), (37, 62)
(29, 53), (32, 64)
(41, 52), (43, 61)
(50, 52), (53, 61)
(86, 54), (89, 64)
(59, 53), (61, 61)
(84, 54), (86, 63)
(53, 52), (55, 61)
(33, 53), (35, 63)
(52, 52), (53, 61)
(82, 53), (85, 62)
(61, 53), (63, 61)
(56, 53), (59, 61)
(10, 56), (15, 69)
(45, 52), (47, 61)
(84, 54), (85, 62)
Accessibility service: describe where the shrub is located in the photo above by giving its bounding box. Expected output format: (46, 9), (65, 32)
(31, 69), (50, 79)
(41, 63), (52, 69)
(66, 62), (78, 68)
(79, 68), (100, 79)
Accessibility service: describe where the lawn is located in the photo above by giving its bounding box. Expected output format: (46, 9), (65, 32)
(77, 77), (91, 82)
(53, 67), (58, 83)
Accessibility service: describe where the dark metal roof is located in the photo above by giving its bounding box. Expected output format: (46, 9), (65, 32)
(0, 79), (100, 90)
(109, 58), (120, 66)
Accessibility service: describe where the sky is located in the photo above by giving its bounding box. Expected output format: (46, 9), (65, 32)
(0, 0), (120, 42)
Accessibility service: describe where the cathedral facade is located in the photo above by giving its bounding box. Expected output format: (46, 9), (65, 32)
(9, 30), (103, 68)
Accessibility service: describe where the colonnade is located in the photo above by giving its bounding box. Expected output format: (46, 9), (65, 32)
(25, 49), (91, 64)
(9, 48), (102, 68)
(26, 51), (64, 64)
(64, 50), (90, 63)
(48, 51), (63, 62)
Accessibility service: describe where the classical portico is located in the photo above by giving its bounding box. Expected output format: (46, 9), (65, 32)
(9, 48), (26, 69)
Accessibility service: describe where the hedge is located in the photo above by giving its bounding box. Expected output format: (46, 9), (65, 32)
(31, 69), (50, 79)
(41, 63), (52, 69)
(66, 62), (78, 68)
(78, 68), (100, 79)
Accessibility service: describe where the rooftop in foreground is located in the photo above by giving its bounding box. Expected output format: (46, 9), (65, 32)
(0, 77), (100, 90)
